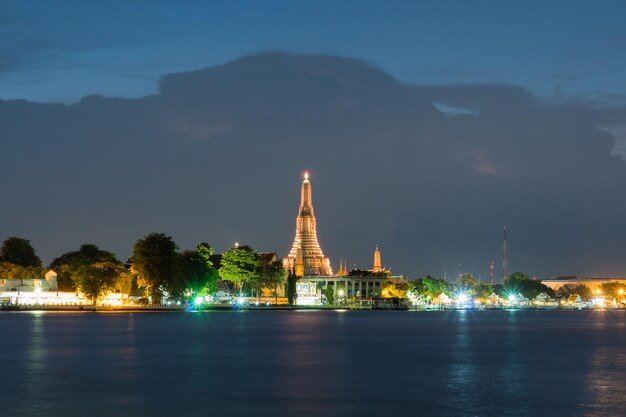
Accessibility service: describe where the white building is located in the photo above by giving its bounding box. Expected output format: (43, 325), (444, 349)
(0, 269), (58, 292)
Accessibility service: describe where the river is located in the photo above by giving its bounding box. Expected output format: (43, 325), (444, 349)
(1, 310), (625, 417)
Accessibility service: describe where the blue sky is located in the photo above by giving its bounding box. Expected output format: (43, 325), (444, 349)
(2, 0), (626, 103)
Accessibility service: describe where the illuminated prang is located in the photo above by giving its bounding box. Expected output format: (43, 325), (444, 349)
(373, 245), (382, 272)
(283, 171), (332, 276)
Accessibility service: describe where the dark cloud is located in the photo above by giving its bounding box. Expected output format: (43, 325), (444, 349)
(1, 52), (626, 279)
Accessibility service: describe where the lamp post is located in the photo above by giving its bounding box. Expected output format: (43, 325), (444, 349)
(337, 289), (345, 307)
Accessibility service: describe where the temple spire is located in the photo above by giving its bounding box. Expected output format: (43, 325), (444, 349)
(300, 171), (313, 212)
(283, 171), (333, 276)
(336, 257), (344, 276)
(373, 245), (382, 272)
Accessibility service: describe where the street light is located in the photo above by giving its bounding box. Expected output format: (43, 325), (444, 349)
(337, 289), (345, 307)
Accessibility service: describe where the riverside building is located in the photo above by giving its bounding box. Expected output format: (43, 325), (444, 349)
(541, 276), (626, 292)
(0, 270), (124, 307)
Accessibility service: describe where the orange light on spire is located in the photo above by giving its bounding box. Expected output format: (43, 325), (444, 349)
(303, 171), (309, 180)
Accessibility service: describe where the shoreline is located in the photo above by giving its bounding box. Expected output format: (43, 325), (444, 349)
(1, 305), (623, 313)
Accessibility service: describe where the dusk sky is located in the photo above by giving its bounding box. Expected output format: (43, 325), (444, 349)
(2, 0), (626, 279)
(3, 1), (626, 103)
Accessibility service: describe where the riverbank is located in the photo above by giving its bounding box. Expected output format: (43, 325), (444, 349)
(0, 305), (375, 312)
(0, 305), (187, 312)
(2, 304), (623, 312)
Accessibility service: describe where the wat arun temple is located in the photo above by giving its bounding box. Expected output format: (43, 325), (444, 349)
(283, 172), (333, 276)
(283, 172), (400, 304)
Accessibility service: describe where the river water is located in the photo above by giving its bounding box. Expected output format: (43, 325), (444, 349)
(1, 310), (625, 417)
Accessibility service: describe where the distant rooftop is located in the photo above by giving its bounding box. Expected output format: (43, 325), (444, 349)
(543, 276), (626, 282)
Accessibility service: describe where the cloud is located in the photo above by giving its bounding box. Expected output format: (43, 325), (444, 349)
(1, 52), (626, 279)
(0, 27), (50, 73)
(546, 72), (586, 82)
(432, 102), (479, 116)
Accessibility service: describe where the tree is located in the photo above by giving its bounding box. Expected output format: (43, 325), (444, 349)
(259, 259), (286, 303)
(195, 242), (219, 295)
(422, 276), (451, 298)
(504, 272), (554, 299)
(473, 282), (495, 300)
(132, 233), (179, 304)
(219, 245), (261, 296)
(0, 237), (42, 267)
(407, 279), (427, 304)
(569, 284), (592, 301)
(0, 262), (43, 280)
(600, 281), (626, 299)
(115, 271), (136, 302)
(456, 273), (477, 295)
(0, 262), (13, 279)
(286, 270), (298, 306)
(323, 285), (335, 305)
(348, 269), (388, 278)
(493, 283), (506, 298)
(73, 261), (125, 305)
(382, 281), (405, 298)
(178, 243), (218, 299)
(50, 244), (120, 291)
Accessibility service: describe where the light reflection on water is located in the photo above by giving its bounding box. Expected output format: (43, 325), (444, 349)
(498, 311), (527, 417)
(1, 310), (625, 417)
(445, 309), (478, 416)
(581, 311), (626, 417)
(23, 313), (48, 415)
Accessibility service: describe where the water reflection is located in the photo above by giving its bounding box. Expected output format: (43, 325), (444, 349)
(276, 312), (349, 416)
(1, 310), (626, 417)
(582, 312), (626, 417)
(497, 311), (528, 417)
(445, 310), (480, 416)
(23, 312), (49, 414)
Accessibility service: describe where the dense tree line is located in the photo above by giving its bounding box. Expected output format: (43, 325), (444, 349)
(1, 234), (286, 306)
(219, 244), (287, 302)
(8, 235), (599, 306)
(50, 244), (121, 291)
(407, 272), (555, 303)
